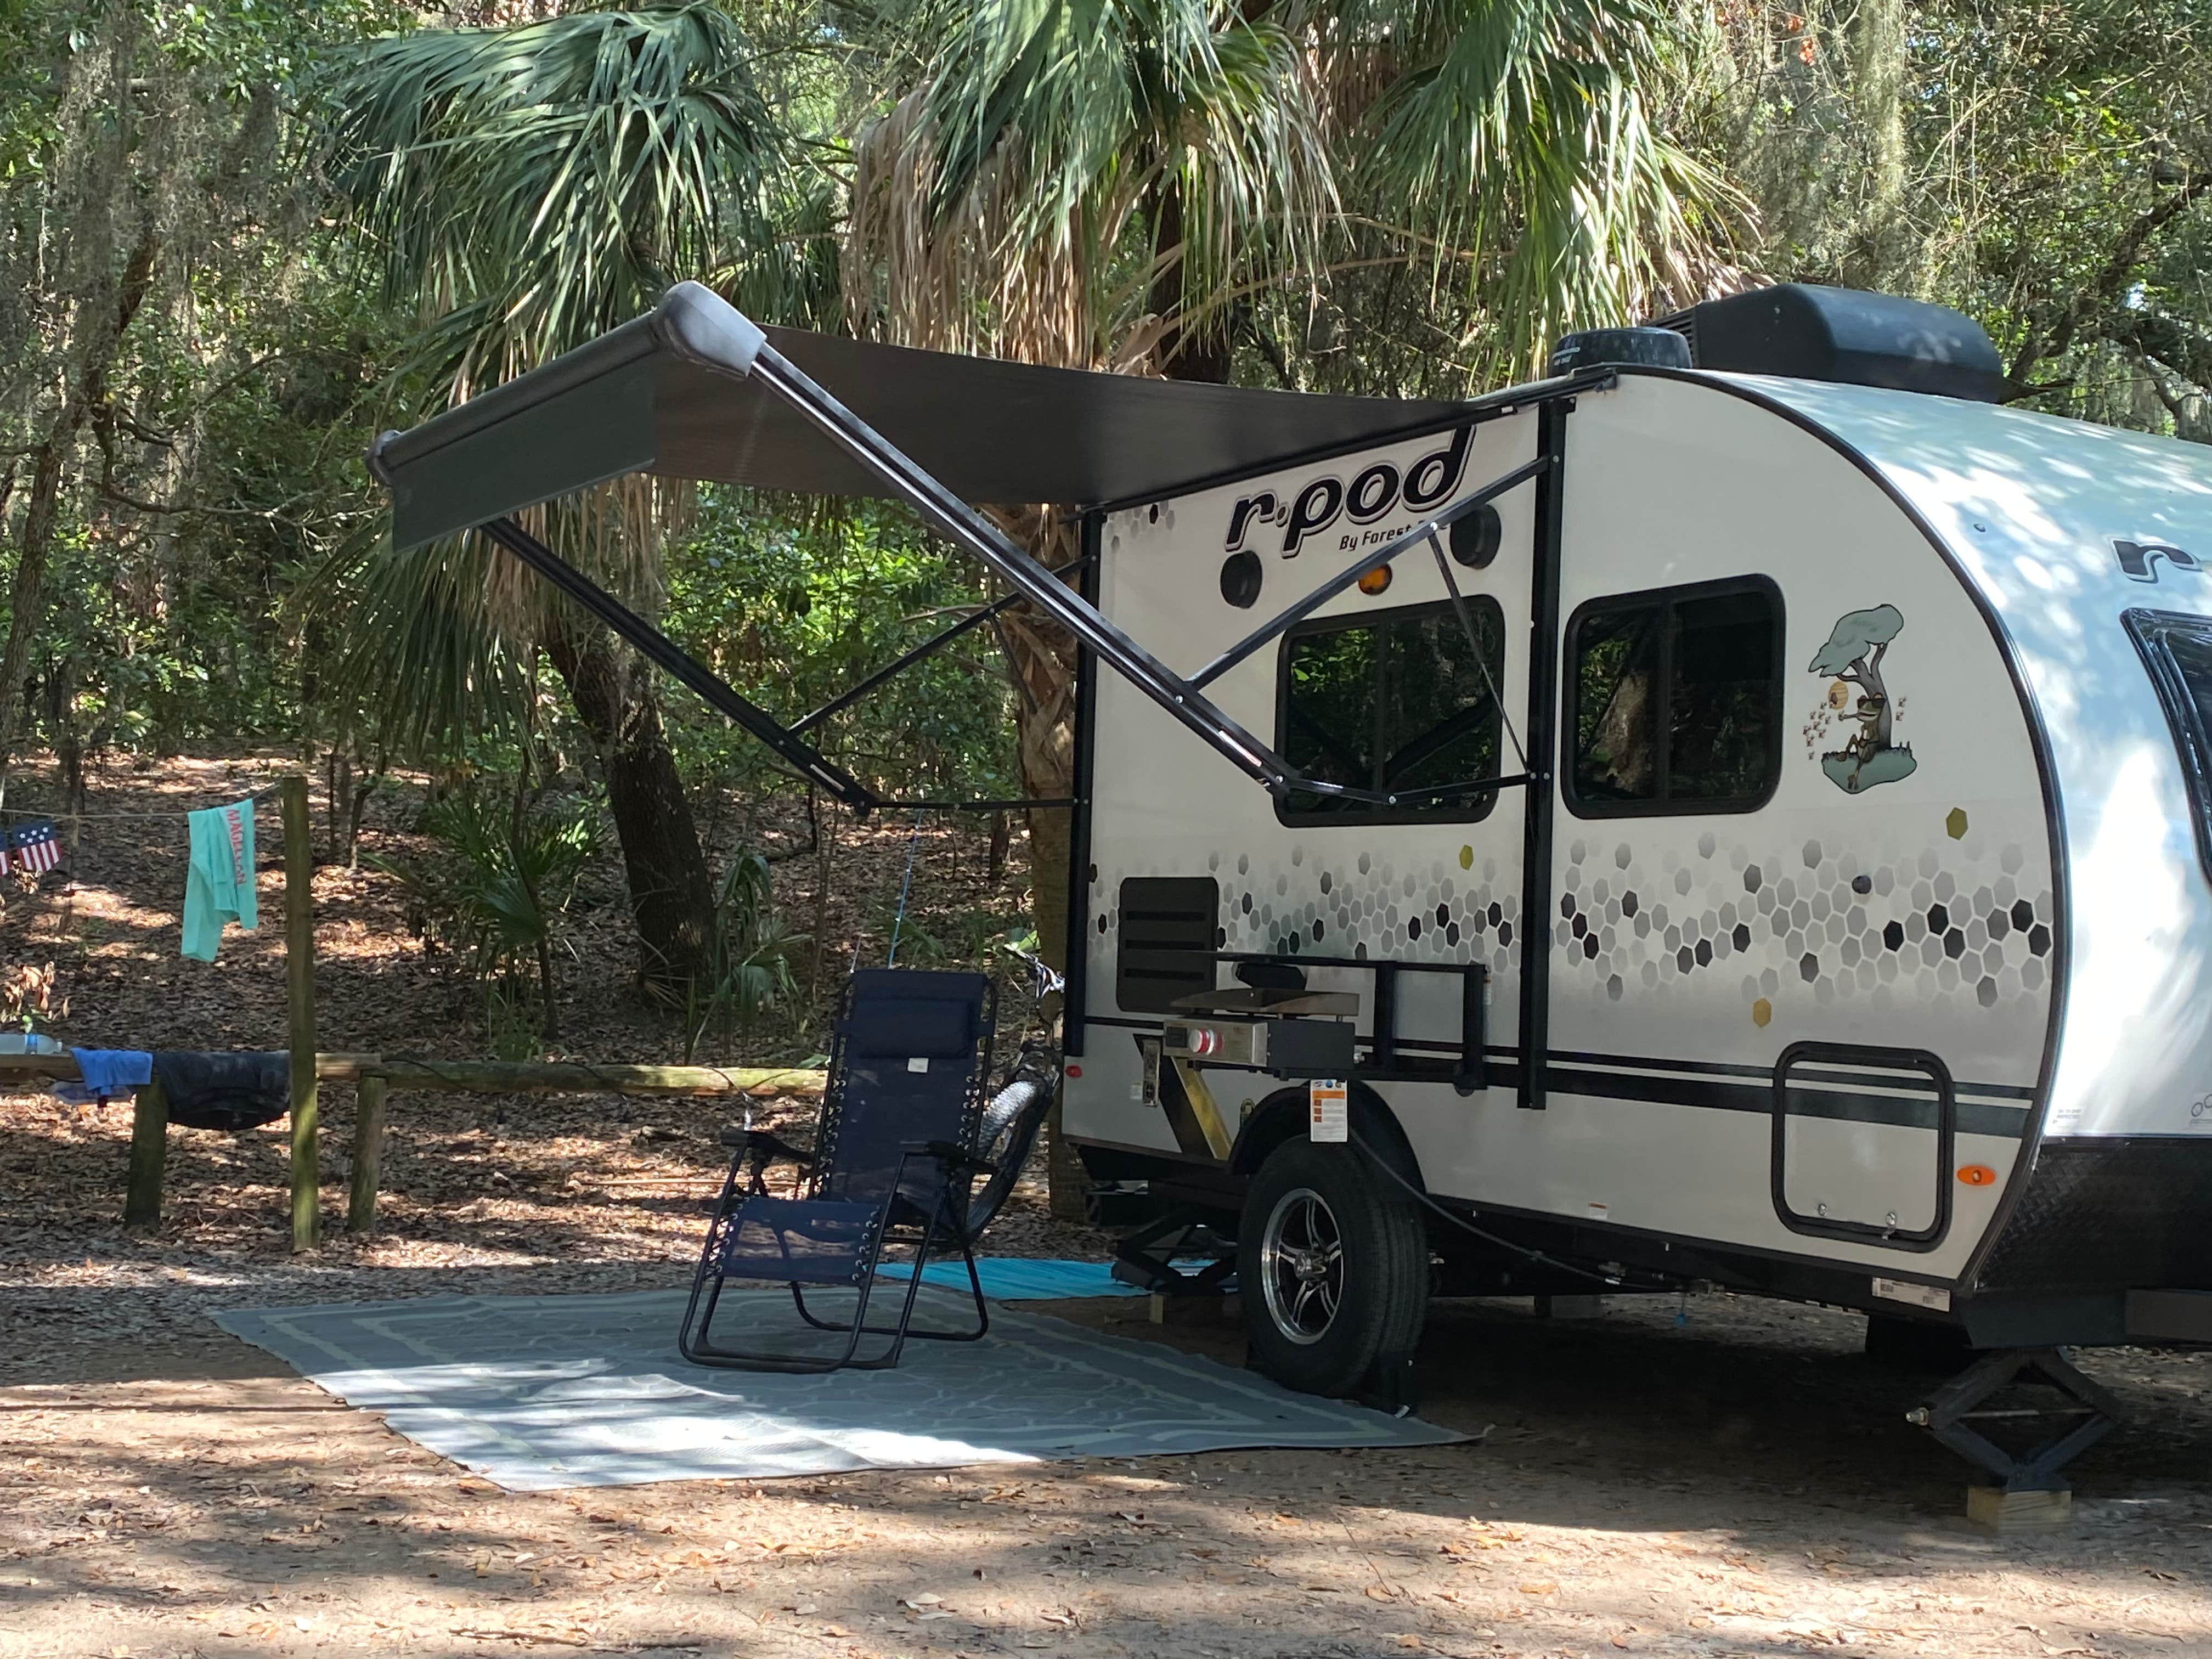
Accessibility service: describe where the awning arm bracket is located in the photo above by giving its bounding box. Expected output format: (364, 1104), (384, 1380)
(746, 342), (1302, 796)
(788, 552), (1093, 737)
(475, 515), (881, 814)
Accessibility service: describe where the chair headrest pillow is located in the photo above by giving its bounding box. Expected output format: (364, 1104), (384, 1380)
(845, 997), (977, 1059)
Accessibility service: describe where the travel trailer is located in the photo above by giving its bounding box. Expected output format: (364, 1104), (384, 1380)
(371, 280), (2212, 1494)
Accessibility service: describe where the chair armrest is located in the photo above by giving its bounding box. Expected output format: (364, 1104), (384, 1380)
(720, 1126), (814, 1167)
(901, 1138), (1000, 1176)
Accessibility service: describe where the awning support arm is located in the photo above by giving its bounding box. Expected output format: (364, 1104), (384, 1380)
(746, 343), (1301, 795)
(1187, 453), (1550, 693)
(475, 515), (881, 813)
(788, 552), (1093, 737)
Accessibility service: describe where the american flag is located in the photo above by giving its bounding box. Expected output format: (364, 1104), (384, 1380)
(3, 819), (63, 875)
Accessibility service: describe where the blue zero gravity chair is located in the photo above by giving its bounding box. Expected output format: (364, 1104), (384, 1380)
(678, 969), (1000, 1372)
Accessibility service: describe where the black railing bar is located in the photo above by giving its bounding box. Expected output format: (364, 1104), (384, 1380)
(477, 516), (878, 812)
(1291, 771), (1532, 806)
(1188, 454), (1551, 692)
(1209, 950), (1486, 977)
(873, 797), (1078, 812)
(788, 553), (1094, 736)
(746, 345), (1302, 795)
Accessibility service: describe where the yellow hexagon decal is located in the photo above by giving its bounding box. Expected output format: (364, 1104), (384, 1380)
(1459, 844), (1474, 870)
(1752, 997), (1772, 1028)
(1945, 808), (1968, 840)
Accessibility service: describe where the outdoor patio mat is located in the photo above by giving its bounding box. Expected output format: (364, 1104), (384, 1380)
(213, 1287), (1459, 1491)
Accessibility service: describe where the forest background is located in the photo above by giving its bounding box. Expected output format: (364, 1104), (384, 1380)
(3, 0), (2208, 1099)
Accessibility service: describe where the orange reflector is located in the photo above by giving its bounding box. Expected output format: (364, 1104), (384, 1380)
(1957, 1164), (1997, 1187)
(1357, 564), (1393, 595)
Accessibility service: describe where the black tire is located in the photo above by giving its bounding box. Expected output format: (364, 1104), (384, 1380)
(1238, 1136), (1428, 1398)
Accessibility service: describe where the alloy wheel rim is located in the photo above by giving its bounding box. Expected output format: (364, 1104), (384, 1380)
(1259, 1186), (1343, 1346)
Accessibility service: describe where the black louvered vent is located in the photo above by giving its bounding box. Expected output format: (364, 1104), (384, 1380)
(1116, 877), (1218, 1014)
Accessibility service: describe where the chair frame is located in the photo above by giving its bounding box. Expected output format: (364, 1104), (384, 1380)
(678, 974), (998, 1373)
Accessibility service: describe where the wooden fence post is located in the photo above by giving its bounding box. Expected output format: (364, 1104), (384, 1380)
(283, 774), (319, 1252)
(123, 1077), (168, 1228)
(348, 1073), (387, 1234)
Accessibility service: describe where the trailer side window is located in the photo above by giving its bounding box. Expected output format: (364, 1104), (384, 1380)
(1566, 578), (1782, 817)
(2126, 609), (2212, 888)
(1277, 598), (1505, 824)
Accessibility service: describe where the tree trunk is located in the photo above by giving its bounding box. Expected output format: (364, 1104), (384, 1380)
(1146, 179), (1235, 383)
(991, 506), (1088, 1220)
(0, 228), (160, 779)
(1850, 0), (1911, 289)
(543, 610), (716, 995)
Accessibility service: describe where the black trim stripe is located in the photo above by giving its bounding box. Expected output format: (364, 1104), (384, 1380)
(1067, 1128), (1971, 1300)
(1076, 1018), (2029, 1137)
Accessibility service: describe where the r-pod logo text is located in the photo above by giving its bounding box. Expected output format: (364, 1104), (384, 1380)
(1224, 427), (1472, 559)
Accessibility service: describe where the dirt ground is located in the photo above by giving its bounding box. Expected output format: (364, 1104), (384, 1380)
(3, 757), (2212, 1658)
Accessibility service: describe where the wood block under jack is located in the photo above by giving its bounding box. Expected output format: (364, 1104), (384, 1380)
(1966, 1486), (2073, 1532)
(1149, 1292), (1242, 1327)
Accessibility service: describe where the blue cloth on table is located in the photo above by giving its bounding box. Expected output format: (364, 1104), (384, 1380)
(57, 1047), (154, 1104)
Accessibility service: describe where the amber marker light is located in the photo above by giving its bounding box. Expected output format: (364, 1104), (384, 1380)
(1957, 1164), (1996, 1186)
(1357, 563), (1393, 595)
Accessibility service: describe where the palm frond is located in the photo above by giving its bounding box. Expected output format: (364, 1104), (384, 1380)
(847, 0), (1335, 369)
(322, 3), (791, 389)
(1330, 0), (1746, 372)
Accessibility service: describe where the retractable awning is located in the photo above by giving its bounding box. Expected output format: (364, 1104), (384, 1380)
(367, 281), (1588, 815)
(370, 282), (1473, 551)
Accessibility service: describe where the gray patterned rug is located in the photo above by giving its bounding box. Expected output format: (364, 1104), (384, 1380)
(213, 1286), (1459, 1490)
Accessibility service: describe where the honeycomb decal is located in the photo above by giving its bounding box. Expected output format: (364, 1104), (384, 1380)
(1089, 815), (2053, 1026)
(1553, 821), (2053, 1018)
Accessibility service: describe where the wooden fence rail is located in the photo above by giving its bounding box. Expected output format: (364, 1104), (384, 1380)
(0, 1052), (825, 1237)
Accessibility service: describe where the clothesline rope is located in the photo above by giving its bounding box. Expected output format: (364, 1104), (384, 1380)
(0, 777), (292, 822)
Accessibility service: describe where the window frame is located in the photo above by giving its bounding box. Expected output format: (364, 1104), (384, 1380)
(2124, 607), (2212, 890)
(1272, 594), (1509, 829)
(1562, 574), (1786, 820)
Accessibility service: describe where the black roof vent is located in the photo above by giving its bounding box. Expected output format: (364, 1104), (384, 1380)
(1548, 325), (1692, 376)
(1651, 284), (2008, 402)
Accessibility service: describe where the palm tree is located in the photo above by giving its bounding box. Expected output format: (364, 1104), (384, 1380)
(322, 3), (816, 992)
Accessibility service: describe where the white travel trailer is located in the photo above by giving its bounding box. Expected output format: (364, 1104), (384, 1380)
(371, 281), (2212, 1496)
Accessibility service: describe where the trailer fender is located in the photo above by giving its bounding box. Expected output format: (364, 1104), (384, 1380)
(1228, 1082), (1427, 1195)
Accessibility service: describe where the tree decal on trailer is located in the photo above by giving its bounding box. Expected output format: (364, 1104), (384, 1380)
(1809, 605), (1917, 793)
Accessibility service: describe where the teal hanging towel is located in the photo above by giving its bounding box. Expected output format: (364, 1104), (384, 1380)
(183, 799), (257, 961)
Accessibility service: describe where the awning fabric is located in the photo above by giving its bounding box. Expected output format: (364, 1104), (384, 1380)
(371, 282), (1474, 551)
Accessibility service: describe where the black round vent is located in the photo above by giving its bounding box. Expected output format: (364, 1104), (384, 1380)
(1448, 503), (1503, 568)
(1219, 549), (1263, 608)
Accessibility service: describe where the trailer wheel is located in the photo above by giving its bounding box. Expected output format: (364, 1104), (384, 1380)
(1239, 1137), (1427, 1398)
